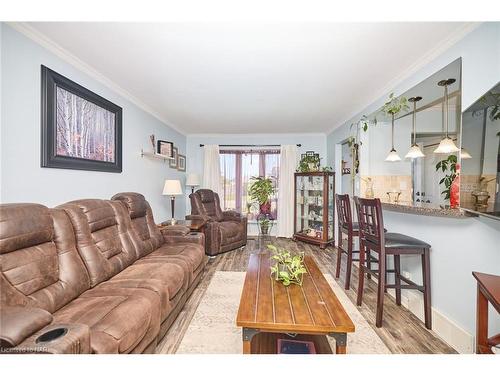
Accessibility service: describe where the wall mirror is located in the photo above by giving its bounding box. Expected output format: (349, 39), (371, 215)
(460, 81), (500, 218)
(361, 58), (462, 207)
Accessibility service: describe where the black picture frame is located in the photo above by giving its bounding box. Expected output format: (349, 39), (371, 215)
(41, 65), (123, 173)
(157, 140), (173, 157)
(177, 154), (186, 172)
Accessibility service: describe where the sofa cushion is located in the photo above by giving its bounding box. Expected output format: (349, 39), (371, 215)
(111, 193), (164, 257)
(59, 200), (137, 287)
(53, 287), (160, 354)
(142, 243), (205, 279)
(0, 204), (91, 313)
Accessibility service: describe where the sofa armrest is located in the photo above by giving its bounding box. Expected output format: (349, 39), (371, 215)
(222, 210), (247, 223)
(163, 232), (205, 247)
(12, 323), (91, 354)
(0, 306), (53, 348)
(186, 214), (211, 223)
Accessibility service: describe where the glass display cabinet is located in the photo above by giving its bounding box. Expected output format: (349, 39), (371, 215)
(293, 171), (335, 249)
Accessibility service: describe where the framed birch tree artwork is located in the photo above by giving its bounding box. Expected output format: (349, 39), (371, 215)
(41, 65), (123, 173)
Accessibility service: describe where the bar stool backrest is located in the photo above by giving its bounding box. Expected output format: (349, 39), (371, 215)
(354, 197), (386, 251)
(335, 194), (353, 232)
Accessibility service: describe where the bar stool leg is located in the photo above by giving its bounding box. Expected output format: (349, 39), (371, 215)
(366, 249), (372, 280)
(422, 249), (432, 329)
(345, 233), (353, 290)
(356, 239), (366, 306)
(335, 228), (342, 279)
(394, 254), (402, 306)
(376, 251), (386, 328)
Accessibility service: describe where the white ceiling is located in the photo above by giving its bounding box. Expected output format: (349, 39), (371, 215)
(25, 22), (473, 134)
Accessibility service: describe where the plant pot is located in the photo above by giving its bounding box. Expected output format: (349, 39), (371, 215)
(259, 202), (271, 215)
(260, 224), (270, 235)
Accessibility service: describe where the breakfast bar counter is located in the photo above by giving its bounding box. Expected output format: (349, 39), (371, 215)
(380, 200), (477, 219)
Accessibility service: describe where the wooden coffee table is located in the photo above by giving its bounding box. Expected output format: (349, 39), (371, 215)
(236, 253), (355, 354)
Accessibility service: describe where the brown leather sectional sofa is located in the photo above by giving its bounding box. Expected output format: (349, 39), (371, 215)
(0, 192), (207, 354)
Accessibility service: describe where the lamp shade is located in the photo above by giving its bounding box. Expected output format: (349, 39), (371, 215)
(385, 149), (401, 162)
(186, 173), (201, 187)
(460, 148), (472, 159)
(405, 144), (425, 159)
(162, 180), (183, 195)
(434, 137), (460, 154)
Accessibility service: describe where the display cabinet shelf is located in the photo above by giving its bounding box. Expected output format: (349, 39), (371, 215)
(293, 171), (335, 249)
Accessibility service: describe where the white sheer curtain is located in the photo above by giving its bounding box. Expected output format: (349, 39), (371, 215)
(277, 145), (297, 238)
(202, 145), (221, 193)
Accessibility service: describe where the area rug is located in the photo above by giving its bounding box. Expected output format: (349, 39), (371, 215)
(175, 271), (391, 354)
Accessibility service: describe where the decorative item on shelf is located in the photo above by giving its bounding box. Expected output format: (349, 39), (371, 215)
(380, 93), (409, 162)
(248, 176), (276, 216)
(298, 153), (320, 172)
(268, 244), (307, 287)
(177, 154), (186, 172)
(186, 173), (200, 193)
(341, 160), (351, 175)
(362, 177), (374, 198)
(471, 177), (495, 208)
(41, 66), (123, 173)
(434, 79), (460, 154)
(435, 154), (457, 203)
(157, 140), (174, 158)
(460, 148), (472, 159)
(405, 96), (426, 159)
(386, 190), (402, 204)
(169, 147), (178, 168)
(162, 179), (183, 224)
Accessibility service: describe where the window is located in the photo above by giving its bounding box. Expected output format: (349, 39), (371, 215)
(220, 149), (280, 220)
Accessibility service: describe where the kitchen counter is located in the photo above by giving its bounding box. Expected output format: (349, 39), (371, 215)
(380, 200), (477, 219)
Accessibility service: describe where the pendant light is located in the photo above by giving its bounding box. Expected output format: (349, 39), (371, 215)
(434, 78), (460, 153)
(405, 96), (425, 158)
(385, 113), (401, 161)
(460, 148), (472, 159)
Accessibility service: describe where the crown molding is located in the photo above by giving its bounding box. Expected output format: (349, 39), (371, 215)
(326, 22), (481, 136)
(7, 22), (186, 136)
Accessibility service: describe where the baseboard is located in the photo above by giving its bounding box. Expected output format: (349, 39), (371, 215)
(386, 288), (474, 353)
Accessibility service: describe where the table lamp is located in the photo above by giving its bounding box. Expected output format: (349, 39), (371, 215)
(163, 179), (183, 224)
(186, 173), (201, 193)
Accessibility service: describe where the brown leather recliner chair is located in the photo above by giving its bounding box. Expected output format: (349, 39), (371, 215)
(187, 189), (247, 256)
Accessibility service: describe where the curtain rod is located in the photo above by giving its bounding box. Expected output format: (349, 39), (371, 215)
(199, 144), (301, 147)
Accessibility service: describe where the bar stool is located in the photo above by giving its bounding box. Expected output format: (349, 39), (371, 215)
(354, 197), (432, 329)
(335, 194), (377, 290)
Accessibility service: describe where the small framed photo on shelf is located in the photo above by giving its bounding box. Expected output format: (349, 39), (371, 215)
(305, 151), (315, 156)
(157, 140), (173, 157)
(177, 154), (186, 172)
(169, 147), (178, 168)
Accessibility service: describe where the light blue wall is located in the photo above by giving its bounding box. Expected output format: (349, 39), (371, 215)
(0, 24), (187, 221)
(326, 22), (500, 346)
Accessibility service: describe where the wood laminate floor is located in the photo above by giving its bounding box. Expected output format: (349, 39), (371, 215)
(156, 237), (456, 354)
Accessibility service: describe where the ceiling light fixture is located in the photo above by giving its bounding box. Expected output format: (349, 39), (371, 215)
(405, 96), (425, 159)
(434, 78), (460, 154)
(385, 113), (401, 162)
(460, 148), (472, 159)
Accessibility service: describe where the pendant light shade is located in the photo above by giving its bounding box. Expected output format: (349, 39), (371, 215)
(434, 137), (460, 153)
(405, 96), (425, 159)
(460, 147), (472, 159)
(386, 148), (402, 161)
(434, 78), (459, 154)
(405, 144), (426, 158)
(385, 113), (401, 162)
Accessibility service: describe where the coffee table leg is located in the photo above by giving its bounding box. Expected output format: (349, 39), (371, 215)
(329, 333), (347, 354)
(242, 328), (259, 354)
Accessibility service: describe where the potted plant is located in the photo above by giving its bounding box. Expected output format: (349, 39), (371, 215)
(268, 245), (307, 286)
(258, 216), (271, 235)
(248, 176), (275, 215)
(297, 154), (320, 172)
(436, 154), (458, 205)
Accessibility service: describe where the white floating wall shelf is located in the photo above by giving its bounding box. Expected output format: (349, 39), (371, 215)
(140, 149), (174, 162)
